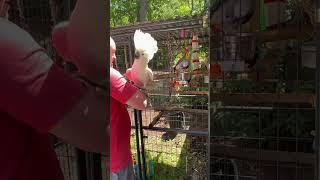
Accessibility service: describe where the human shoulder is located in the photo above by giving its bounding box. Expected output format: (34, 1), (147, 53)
(0, 18), (31, 39)
(0, 18), (42, 58)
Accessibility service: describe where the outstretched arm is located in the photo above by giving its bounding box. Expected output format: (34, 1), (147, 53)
(0, 3), (107, 154)
(0, 57), (107, 155)
(51, 81), (107, 154)
(111, 68), (147, 110)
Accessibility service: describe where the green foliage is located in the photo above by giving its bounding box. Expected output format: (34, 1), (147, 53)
(111, 0), (206, 27)
(173, 51), (184, 68)
(110, 0), (138, 27)
(198, 44), (208, 63)
(147, 0), (205, 21)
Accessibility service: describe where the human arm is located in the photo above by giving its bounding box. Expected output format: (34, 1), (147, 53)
(0, 48), (107, 154)
(66, 0), (107, 81)
(126, 90), (148, 110)
(50, 80), (107, 154)
(110, 67), (147, 110)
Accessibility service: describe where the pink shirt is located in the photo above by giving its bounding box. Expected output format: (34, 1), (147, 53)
(0, 18), (86, 180)
(110, 67), (138, 173)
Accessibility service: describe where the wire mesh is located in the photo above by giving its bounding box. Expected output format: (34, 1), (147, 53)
(55, 143), (79, 180)
(112, 16), (210, 179)
(210, 0), (317, 179)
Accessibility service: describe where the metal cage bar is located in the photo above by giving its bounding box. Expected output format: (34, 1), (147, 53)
(210, 0), (318, 180)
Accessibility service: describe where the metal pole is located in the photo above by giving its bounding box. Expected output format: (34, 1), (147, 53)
(208, 0), (214, 178)
(138, 110), (148, 180)
(134, 109), (143, 180)
(131, 126), (208, 136)
(136, 4), (148, 178)
(316, 1), (320, 179)
(77, 149), (87, 180)
(85, 153), (102, 180)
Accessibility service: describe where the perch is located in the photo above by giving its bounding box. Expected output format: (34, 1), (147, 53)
(150, 90), (208, 95)
(152, 107), (208, 114)
(210, 93), (315, 107)
(148, 111), (164, 128)
(210, 24), (314, 49)
(153, 69), (208, 80)
(212, 144), (314, 165)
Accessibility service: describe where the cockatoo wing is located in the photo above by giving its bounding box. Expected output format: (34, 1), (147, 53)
(146, 67), (154, 82)
(145, 67), (155, 90)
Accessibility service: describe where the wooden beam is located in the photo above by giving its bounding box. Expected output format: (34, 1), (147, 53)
(150, 90), (208, 95)
(148, 111), (164, 128)
(153, 69), (208, 80)
(149, 92), (314, 107)
(210, 24), (314, 49)
(152, 107), (208, 114)
(212, 144), (314, 165)
(257, 24), (314, 43)
(210, 93), (315, 107)
(124, 45), (129, 69)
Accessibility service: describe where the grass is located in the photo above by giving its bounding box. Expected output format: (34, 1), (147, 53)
(130, 132), (190, 180)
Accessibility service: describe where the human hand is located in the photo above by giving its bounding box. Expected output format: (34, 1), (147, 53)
(125, 68), (145, 88)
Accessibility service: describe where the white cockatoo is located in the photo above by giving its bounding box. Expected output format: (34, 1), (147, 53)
(126, 29), (158, 88)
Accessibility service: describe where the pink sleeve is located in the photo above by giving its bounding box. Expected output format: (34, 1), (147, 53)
(110, 68), (138, 104)
(0, 52), (87, 134)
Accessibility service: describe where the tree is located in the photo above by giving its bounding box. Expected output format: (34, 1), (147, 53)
(110, 0), (138, 27)
(138, 0), (147, 22)
(111, 0), (206, 27)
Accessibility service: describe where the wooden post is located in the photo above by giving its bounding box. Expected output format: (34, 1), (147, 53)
(124, 45), (129, 69)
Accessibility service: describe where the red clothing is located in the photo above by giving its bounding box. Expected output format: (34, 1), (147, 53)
(0, 18), (86, 180)
(110, 67), (138, 173)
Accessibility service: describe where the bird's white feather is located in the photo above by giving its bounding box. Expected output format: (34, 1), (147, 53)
(126, 29), (158, 88)
(134, 29), (158, 61)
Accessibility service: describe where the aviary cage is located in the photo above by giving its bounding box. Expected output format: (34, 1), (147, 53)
(7, 0), (107, 179)
(111, 15), (210, 179)
(111, 1), (320, 179)
(209, 0), (319, 179)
